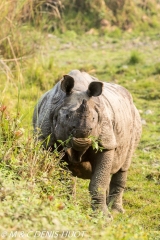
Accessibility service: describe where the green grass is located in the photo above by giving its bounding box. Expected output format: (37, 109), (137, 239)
(1, 31), (160, 239)
(1, 5), (160, 239)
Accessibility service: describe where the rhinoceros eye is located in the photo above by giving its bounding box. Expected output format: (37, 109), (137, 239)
(66, 114), (69, 119)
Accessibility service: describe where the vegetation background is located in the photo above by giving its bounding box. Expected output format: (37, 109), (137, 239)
(0, 0), (160, 239)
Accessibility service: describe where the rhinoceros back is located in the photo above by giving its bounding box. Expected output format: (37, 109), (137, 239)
(33, 82), (63, 142)
(102, 82), (139, 145)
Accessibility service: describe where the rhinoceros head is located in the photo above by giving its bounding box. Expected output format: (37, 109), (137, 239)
(51, 74), (116, 162)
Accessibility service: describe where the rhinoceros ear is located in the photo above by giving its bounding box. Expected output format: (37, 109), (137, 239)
(87, 82), (103, 97)
(61, 75), (74, 94)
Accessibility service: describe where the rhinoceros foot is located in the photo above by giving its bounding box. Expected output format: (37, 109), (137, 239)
(111, 204), (125, 214)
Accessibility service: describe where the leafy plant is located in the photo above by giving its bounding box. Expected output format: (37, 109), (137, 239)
(89, 136), (104, 152)
(128, 51), (142, 65)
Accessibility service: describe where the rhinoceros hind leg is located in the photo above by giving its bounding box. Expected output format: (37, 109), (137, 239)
(107, 170), (127, 213)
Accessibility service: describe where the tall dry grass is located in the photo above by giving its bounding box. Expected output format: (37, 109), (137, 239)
(0, 0), (62, 85)
(0, 0), (62, 58)
(62, 0), (160, 31)
(0, 0), (160, 64)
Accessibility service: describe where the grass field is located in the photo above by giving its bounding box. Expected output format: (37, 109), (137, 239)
(0, 18), (160, 240)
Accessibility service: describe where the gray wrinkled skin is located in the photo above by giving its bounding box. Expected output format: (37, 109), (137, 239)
(33, 69), (142, 219)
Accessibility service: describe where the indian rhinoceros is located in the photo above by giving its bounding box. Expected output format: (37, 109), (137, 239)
(33, 69), (142, 219)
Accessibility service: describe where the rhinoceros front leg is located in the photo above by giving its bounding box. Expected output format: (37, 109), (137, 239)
(108, 169), (127, 213)
(89, 150), (114, 219)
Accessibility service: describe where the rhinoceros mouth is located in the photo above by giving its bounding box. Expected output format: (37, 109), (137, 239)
(72, 128), (92, 138)
(66, 137), (91, 162)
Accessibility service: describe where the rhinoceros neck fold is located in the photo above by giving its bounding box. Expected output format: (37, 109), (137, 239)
(66, 137), (91, 163)
(71, 137), (91, 151)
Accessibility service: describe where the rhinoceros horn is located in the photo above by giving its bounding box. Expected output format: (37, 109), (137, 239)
(76, 99), (89, 114)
